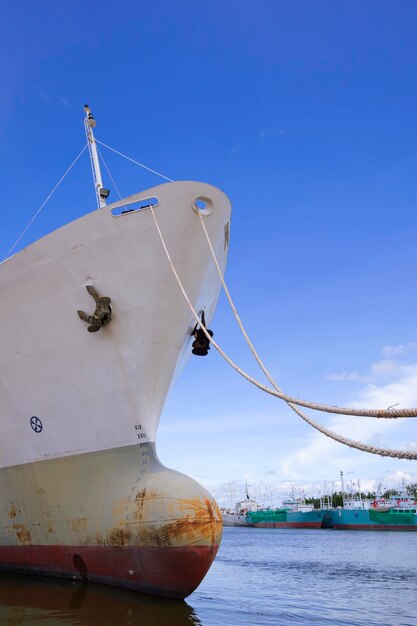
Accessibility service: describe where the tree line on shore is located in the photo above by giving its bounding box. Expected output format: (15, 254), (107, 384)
(305, 484), (417, 509)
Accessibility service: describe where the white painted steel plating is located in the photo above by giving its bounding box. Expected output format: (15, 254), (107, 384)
(0, 443), (221, 549)
(0, 180), (230, 469)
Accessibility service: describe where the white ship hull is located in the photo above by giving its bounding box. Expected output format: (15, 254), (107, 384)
(0, 180), (231, 597)
(222, 512), (250, 527)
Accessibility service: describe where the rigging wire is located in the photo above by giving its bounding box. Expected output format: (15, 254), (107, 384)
(95, 139), (174, 182)
(96, 146), (123, 200)
(150, 204), (417, 461)
(3, 144), (88, 261)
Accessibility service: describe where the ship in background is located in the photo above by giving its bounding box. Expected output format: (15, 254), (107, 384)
(246, 489), (327, 529)
(328, 475), (417, 531)
(221, 481), (261, 526)
(0, 107), (231, 598)
(222, 485), (328, 529)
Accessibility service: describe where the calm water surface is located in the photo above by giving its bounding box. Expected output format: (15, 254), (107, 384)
(0, 528), (416, 625)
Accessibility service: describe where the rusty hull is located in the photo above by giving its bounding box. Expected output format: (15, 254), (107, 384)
(0, 443), (222, 598)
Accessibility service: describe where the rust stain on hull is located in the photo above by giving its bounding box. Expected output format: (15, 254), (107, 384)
(125, 480), (222, 550)
(12, 524), (32, 544)
(101, 493), (221, 550)
(106, 527), (132, 546)
(7, 503), (21, 519)
(0, 444), (223, 598)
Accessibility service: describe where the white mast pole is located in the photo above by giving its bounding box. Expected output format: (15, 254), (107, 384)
(340, 471), (345, 508)
(84, 104), (108, 209)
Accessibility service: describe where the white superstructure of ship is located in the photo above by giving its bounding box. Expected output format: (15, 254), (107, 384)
(0, 106), (231, 598)
(221, 481), (261, 526)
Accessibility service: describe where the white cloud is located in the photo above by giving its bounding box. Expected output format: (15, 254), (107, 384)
(162, 342), (417, 506)
(228, 146), (240, 158)
(325, 371), (362, 381)
(349, 363), (417, 409)
(382, 343), (417, 358)
(268, 346), (417, 496)
(325, 343), (417, 386)
(258, 129), (286, 140)
(38, 93), (69, 107)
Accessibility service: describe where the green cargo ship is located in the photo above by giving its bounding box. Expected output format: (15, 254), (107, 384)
(247, 493), (327, 528)
(328, 478), (417, 530)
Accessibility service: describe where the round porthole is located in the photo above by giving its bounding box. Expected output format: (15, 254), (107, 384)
(192, 196), (213, 216)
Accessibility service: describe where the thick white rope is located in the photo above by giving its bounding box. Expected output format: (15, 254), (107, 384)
(97, 139), (417, 419)
(3, 144), (88, 261)
(196, 214), (417, 418)
(150, 205), (417, 460)
(95, 141), (417, 458)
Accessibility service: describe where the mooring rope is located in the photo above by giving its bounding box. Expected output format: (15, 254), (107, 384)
(95, 139), (417, 460)
(196, 213), (417, 418)
(97, 141), (417, 418)
(150, 206), (417, 460)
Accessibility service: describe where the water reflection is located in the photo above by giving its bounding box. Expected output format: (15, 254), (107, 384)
(0, 574), (202, 626)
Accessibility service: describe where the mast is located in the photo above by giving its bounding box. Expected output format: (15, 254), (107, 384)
(340, 470), (345, 508)
(83, 104), (110, 209)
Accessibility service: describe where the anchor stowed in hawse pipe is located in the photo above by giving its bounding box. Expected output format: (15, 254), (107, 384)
(191, 311), (213, 356)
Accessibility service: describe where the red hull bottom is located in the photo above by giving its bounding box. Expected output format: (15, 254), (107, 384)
(334, 524), (417, 531)
(252, 522), (323, 529)
(0, 544), (219, 599)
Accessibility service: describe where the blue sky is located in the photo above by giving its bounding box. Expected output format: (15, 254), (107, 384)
(2, 0), (417, 505)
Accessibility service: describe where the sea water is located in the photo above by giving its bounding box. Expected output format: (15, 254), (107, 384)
(0, 527), (416, 625)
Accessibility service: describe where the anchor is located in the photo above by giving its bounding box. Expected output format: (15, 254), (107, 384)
(77, 285), (112, 333)
(191, 311), (213, 356)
